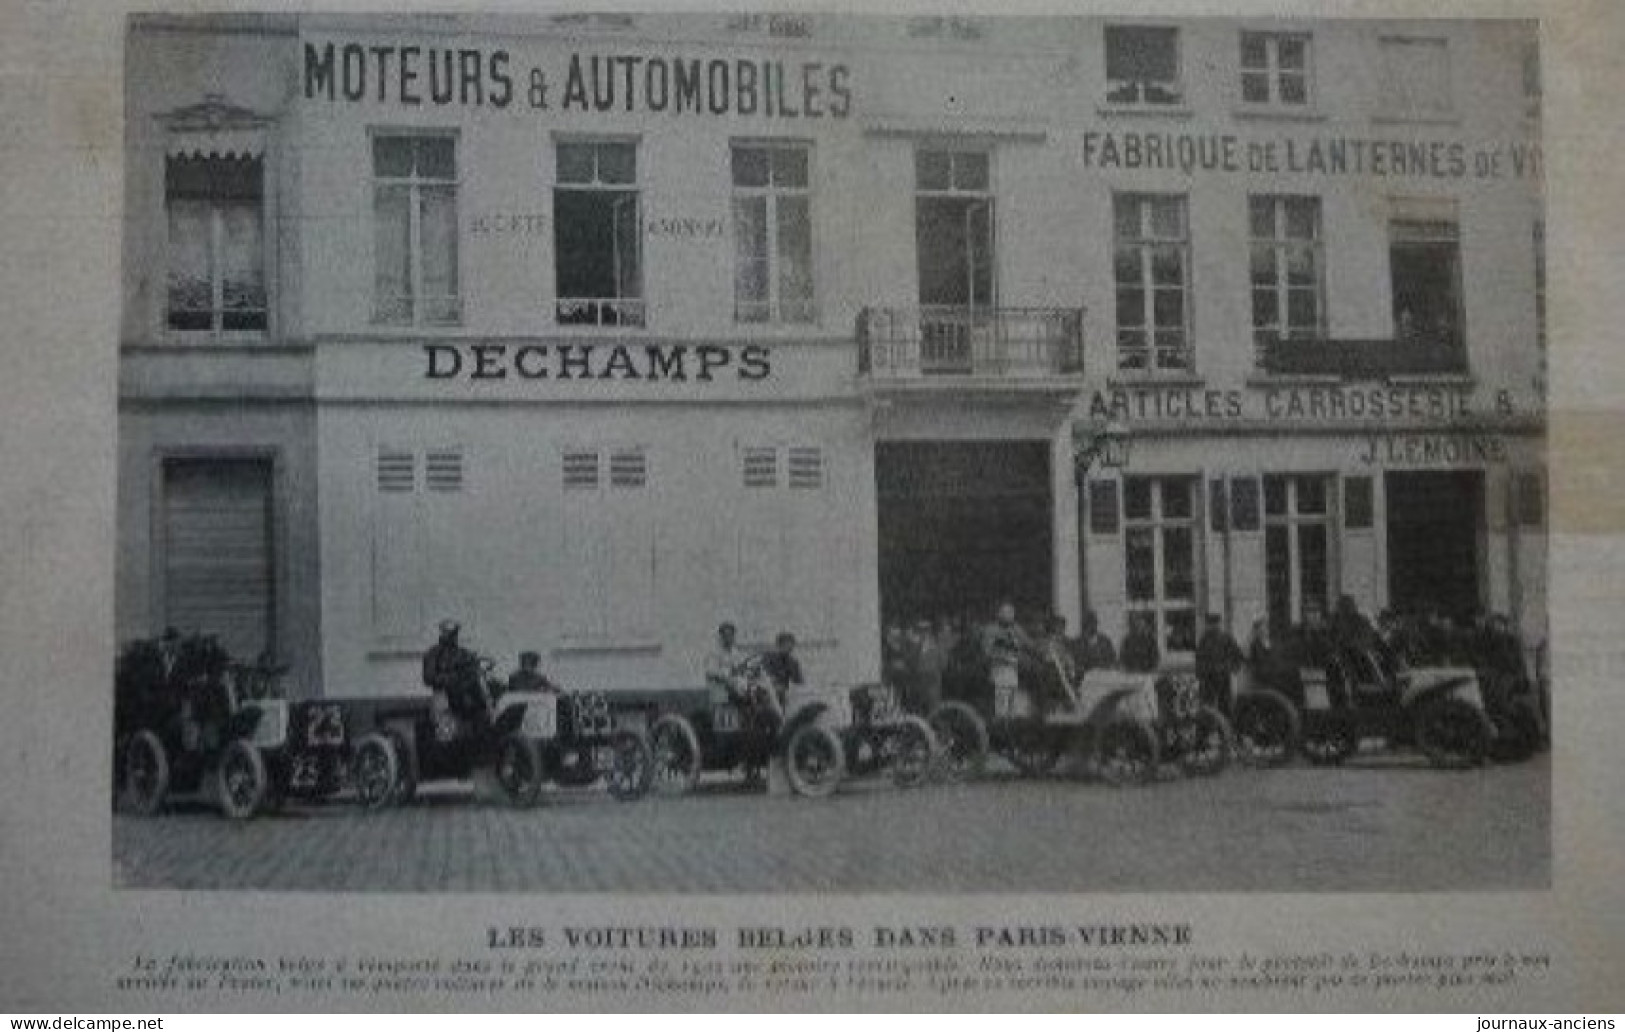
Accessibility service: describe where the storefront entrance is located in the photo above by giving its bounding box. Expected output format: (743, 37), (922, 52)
(876, 441), (1052, 627)
(1386, 469), (1484, 618)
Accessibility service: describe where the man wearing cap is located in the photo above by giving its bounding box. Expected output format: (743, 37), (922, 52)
(704, 621), (747, 708)
(422, 619), (487, 731)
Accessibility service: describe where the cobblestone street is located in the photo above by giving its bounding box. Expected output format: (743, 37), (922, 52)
(112, 751), (1548, 894)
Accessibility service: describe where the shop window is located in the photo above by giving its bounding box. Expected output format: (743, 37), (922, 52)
(1209, 480), (1228, 533)
(1250, 195), (1324, 363)
(1390, 212), (1464, 357)
(1343, 476), (1374, 530)
(1123, 476), (1200, 654)
(555, 140), (644, 327)
(1240, 31), (1311, 107)
(732, 142), (815, 324)
(1105, 26), (1183, 106)
(373, 134), (460, 326)
(1264, 474), (1332, 632)
(1114, 193), (1191, 373)
(1379, 36), (1452, 119)
(1088, 481), (1120, 535)
(1230, 477), (1262, 532)
(166, 155), (266, 333)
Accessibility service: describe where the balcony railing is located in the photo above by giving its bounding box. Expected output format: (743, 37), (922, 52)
(1257, 333), (1467, 379)
(858, 306), (1085, 380)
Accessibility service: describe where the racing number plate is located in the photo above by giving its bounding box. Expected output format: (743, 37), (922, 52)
(592, 746), (615, 771)
(1302, 672), (1331, 711)
(305, 703), (345, 748)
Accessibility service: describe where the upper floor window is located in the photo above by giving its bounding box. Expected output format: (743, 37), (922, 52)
(1390, 206), (1463, 356)
(732, 142), (815, 324)
(166, 155), (266, 333)
(1105, 26), (1183, 106)
(1240, 31), (1311, 108)
(1249, 195), (1324, 361)
(555, 140), (644, 327)
(1379, 36), (1453, 119)
(1114, 193), (1190, 373)
(373, 133), (460, 326)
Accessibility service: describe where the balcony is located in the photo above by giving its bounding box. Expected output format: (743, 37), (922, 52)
(858, 306), (1085, 385)
(1257, 333), (1467, 380)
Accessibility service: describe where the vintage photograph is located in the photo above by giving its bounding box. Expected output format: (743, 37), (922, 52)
(109, 10), (1550, 894)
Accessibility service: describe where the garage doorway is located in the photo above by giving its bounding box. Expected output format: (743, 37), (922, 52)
(161, 457), (276, 661)
(1385, 469), (1483, 618)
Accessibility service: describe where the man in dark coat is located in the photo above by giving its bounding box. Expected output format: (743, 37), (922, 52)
(1195, 614), (1245, 715)
(1120, 612), (1161, 673)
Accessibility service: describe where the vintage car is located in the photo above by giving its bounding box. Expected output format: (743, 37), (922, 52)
(927, 658), (1186, 787)
(114, 633), (355, 819)
(644, 656), (936, 798)
(359, 656), (655, 808)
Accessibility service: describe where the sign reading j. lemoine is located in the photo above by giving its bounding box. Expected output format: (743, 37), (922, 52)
(304, 39), (852, 119)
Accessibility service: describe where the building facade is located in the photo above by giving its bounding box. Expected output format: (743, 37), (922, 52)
(118, 13), (1546, 698)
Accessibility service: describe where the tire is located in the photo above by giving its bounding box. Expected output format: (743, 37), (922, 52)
(1301, 712), (1359, 766)
(649, 714), (703, 796)
(1179, 707), (1234, 778)
(605, 731), (655, 802)
(123, 730), (169, 816)
(1487, 705), (1540, 764)
(1001, 724), (1064, 778)
(1232, 690), (1300, 768)
(928, 702), (990, 783)
(215, 740), (268, 820)
(386, 730), (418, 804)
(351, 733), (400, 811)
(1094, 719), (1159, 787)
(785, 723), (846, 799)
(886, 715), (937, 789)
(1414, 697), (1490, 769)
(495, 735), (545, 808)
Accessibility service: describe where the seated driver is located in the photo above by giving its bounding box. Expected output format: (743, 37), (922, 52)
(422, 619), (490, 735)
(758, 631), (803, 719)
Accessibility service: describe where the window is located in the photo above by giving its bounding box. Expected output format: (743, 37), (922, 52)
(555, 141), (644, 327)
(741, 445), (825, 490)
(1089, 481), (1120, 535)
(1250, 195), (1324, 362)
(1123, 476), (1200, 654)
(373, 134), (460, 326)
(1114, 193), (1190, 373)
(1240, 31), (1311, 107)
(1379, 36), (1452, 118)
(1390, 211), (1463, 356)
(371, 445), (465, 641)
(1264, 474), (1332, 632)
(166, 155), (266, 333)
(1343, 476), (1374, 530)
(1105, 26), (1182, 106)
(557, 444), (655, 644)
(732, 143), (814, 324)
(1230, 477), (1262, 532)
(915, 148), (995, 373)
(562, 448), (648, 491)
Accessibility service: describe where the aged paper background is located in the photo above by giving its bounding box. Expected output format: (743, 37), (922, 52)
(1, 0), (1621, 1012)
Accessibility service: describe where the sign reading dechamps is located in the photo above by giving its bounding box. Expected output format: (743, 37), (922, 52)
(303, 39), (853, 119)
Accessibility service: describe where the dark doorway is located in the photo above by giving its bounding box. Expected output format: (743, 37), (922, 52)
(1386, 470), (1483, 618)
(876, 441), (1052, 628)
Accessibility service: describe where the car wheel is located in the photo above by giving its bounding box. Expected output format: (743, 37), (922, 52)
(1001, 724), (1064, 778)
(351, 733), (399, 811)
(785, 723), (845, 799)
(123, 730), (169, 816)
(649, 714), (703, 796)
(1179, 707), (1234, 778)
(887, 715), (937, 789)
(215, 740), (268, 820)
(495, 735), (545, 807)
(1414, 698), (1490, 769)
(1301, 712), (1359, 766)
(605, 731), (655, 802)
(1095, 719), (1159, 787)
(927, 701), (989, 783)
(1232, 690), (1300, 768)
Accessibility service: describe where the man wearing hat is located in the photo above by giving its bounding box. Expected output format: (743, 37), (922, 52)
(422, 619), (487, 731)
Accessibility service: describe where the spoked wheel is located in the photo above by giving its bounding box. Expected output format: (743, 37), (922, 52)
(1000, 724), (1064, 778)
(215, 740), (268, 820)
(648, 714), (703, 796)
(605, 731), (655, 802)
(351, 733), (400, 811)
(785, 723), (845, 798)
(1178, 707), (1234, 778)
(1094, 719), (1159, 787)
(122, 730), (169, 816)
(1232, 690), (1301, 768)
(1414, 698), (1490, 769)
(928, 702), (990, 783)
(1301, 712), (1359, 766)
(495, 734), (545, 807)
(885, 715), (937, 789)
